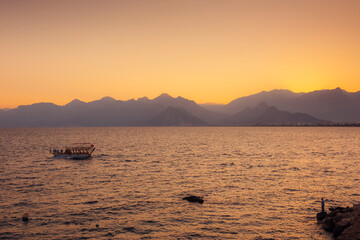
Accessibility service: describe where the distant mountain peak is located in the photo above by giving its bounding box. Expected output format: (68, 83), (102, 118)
(154, 93), (173, 100)
(261, 89), (301, 96)
(66, 99), (85, 106)
(69, 99), (82, 103)
(100, 96), (116, 101)
(269, 89), (293, 93)
(308, 87), (348, 98)
(331, 87), (346, 93)
(137, 97), (150, 102)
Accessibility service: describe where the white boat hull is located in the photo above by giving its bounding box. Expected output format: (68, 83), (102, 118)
(53, 153), (91, 160)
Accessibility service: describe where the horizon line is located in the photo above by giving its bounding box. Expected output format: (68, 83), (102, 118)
(0, 87), (356, 110)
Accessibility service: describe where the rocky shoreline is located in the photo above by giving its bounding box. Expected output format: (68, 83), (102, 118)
(317, 204), (360, 239)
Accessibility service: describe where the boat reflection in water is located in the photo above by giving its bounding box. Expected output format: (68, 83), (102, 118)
(50, 143), (95, 160)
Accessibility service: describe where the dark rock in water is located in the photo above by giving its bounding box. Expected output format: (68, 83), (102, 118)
(123, 227), (136, 232)
(182, 195), (204, 204)
(322, 216), (335, 232)
(333, 218), (352, 238)
(22, 213), (29, 222)
(318, 204), (360, 240)
(83, 200), (99, 205)
(316, 211), (327, 221)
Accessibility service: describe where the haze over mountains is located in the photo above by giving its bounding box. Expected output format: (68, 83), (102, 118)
(220, 102), (328, 126)
(0, 88), (359, 127)
(0, 94), (224, 127)
(203, 87), (360, 122)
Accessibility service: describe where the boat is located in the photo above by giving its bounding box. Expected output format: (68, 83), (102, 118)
(50, 143), (95, 160)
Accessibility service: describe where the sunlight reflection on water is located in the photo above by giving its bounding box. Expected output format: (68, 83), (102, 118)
(1, 127), (360, 239)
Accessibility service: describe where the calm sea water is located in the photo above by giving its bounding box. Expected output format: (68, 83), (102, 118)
(1, 127), (360, 239)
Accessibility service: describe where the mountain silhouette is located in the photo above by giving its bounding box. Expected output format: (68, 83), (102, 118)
(146, 106), (207, 126)
(150, 93), (225, 122)
(220, 102), (329, 125)
(65, 99), (86, 107)
(225, 89), (302, 113)
(0, 103), (65, 127)
(202, 88), (360, 122)
(1, 88), (360, 127)
(0, 94), (221, 127)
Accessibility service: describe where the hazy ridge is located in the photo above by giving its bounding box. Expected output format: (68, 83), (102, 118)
(203, 88), (360, 122)
(0, 88), (359, 127)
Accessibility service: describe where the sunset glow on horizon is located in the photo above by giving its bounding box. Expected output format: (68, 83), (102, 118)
(1, 0), (360, 108)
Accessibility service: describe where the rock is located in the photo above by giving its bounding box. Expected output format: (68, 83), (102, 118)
(334, 212), (352, 223)
(337, 219), (360, 240)
(322, 216), (335, 232)
(333, 218), (351, 238)
(96, 224), (99, 228)
(329, 206), (353, 214)
(318, 204), (360, 240)
(254, 237), (275, 240)
(182, 195), (204, 204)
(22, 213), (29, 222)
(123, 227), (135, 232)
(316, 211), (327, 221)
(84, 201), (99, 204)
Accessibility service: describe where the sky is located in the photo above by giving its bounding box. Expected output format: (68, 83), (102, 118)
(1, 0), (360, 108)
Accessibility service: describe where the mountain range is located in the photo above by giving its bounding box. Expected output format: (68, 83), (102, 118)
(0, 94), (224, 127)
(0, 88), (359, 127)
(219, 102), (328, 125)
(203, 87), (360, 122)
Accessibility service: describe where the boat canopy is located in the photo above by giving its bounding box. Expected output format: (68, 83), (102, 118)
(65, 143), (94, 149)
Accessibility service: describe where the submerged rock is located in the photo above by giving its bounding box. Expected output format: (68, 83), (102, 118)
(182, 195), (204, 204)
(123, 227), (136, 232)
(22, 213), (29, 222)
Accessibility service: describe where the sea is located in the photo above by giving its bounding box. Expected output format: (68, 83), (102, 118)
(1, 127), (360, 240)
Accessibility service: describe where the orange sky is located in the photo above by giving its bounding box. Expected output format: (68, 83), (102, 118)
(1, 0), (360, 108)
